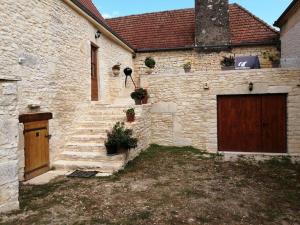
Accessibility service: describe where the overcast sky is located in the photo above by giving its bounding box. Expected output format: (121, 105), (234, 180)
(94, 0), (292, 26)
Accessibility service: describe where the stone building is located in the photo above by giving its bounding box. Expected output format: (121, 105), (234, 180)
(0, 0), (299, 214)
(107, 2), (280, 79)
(274, 0), (300, 68)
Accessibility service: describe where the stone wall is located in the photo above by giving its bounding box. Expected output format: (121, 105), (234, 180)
(141, 69), (300, 154)
(126, 105), (152, 161)
(0, 0), (133, 179)
(134, 46), (279, 84)
(280, 5), (300, 68)
(0, 77), (20, 213)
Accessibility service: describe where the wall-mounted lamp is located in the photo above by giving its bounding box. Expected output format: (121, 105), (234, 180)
(249, 82), (254, 92)
(203, 83), (209, 90)
(95, 30), (101, 39)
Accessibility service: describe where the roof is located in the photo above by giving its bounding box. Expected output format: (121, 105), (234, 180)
(274, 0), (300, 27)
(71, 0), (134, 51)
(107, 4), (279, 51)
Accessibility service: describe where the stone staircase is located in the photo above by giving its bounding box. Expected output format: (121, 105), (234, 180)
(53, 102), (137, 175)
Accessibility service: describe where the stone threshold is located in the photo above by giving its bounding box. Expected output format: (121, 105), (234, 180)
(219, 151), (300, 162)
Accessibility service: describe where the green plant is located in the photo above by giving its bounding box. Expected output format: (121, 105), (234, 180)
(263, 52), (280, 63)
(130, 88), (147, 101)
(145, 57), (156, 68)
(105, 122), (138, 154)
(124, 108), (135, 116)
(183, 62), (191, 70)
(220, 56), (235, 67)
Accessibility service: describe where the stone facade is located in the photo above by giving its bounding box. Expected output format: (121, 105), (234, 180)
(0, 0), (134, 179)
(126, 105), (152, 161)
(280, 5), (300, 68)
(141, 68), (300, 154)
(0, 77), (20, 213)
(134, 46), (279, 83)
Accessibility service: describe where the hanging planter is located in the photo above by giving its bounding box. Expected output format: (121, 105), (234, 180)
(112, 64), (121, 76)
(145, 57), (156, 74)
(131, 88), (148, 105)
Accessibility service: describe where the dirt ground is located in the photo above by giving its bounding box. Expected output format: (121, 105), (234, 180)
(1, 145), (300, 225)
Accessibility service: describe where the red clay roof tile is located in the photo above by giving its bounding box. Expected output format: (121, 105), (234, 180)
(107, 4), (279, 51)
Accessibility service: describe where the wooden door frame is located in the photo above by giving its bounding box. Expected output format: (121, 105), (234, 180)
(217, 93), (288, 153)
(19, 113), (53, 180)
(91, 42), (99, 101)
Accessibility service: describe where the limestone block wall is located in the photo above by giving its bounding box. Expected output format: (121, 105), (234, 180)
(141, 69), (300, 154)
(0, 0), (133, 179)
(126, 105), (152, 161)
(134, 46), (279, 84)
(280, 6), (300, 68)
(0, 77), (20, 213)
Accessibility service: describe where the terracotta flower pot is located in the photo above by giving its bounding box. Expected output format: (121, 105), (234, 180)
(126, 114), (135, 123)
(112, 69), (120, 76)
(146, 67), (154, 75)
(134, 99), (142, 105)
(142, 95), (148, 104)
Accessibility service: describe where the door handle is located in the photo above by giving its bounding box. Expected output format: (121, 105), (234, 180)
(45, 135), (52, 139)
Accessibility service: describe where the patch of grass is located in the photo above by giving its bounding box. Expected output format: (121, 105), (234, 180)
(20, 180), (66, 210)
(181, 188), (207, 198)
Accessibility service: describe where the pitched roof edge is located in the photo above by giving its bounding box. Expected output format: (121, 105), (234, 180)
(232, 3), (279, 34)
(69, 0), (135, 52)
(135, 40), (279, 53)
(107, 8), (195, 21)
(274, 0), (300, 27)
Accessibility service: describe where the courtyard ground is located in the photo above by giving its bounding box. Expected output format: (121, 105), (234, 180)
(0, 145), (299, 225)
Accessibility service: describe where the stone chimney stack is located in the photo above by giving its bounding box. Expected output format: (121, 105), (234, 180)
(195, 0), (230, 47)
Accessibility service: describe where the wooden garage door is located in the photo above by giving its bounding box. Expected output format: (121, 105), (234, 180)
(217, 94), (287, 153)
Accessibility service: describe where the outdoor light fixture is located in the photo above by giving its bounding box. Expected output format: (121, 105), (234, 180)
(249, 82), (254, 92)
(124, 67), (136, 88)
(95, 30), (101, 39)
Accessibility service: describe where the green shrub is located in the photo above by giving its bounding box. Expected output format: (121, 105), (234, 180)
(220, 56), (235, 67)
(105, 122), (138, 154)
(131, 88), (147, 101)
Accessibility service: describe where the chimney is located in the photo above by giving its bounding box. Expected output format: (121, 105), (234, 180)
(195, 0), (230, 48)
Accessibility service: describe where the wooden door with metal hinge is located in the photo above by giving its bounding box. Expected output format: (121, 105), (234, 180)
(23, 120), (51, 180)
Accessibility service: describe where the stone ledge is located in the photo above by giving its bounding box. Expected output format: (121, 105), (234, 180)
(140, 68), (300, 78)
(0, 76), (21, 82)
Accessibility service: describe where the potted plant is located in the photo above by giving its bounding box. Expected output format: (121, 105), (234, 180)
(145, 57), (156, 74)
(112, 64), (121, 76)
(124, 108), (135, 123)
(105, 122), (138, 155)
(183, 62), (191, 73)
(131, 88), (148, 105)
(221, 56), (235, 70)
(263, 52), (281, 68)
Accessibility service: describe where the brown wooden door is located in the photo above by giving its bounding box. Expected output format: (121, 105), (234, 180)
(91, 45), (98, 101)
(261, 95), (287, 153)
(24, 120), (50, 180)
(217, 94), (287, 153)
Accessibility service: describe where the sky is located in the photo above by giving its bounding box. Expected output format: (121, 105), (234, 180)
(94, 0), (292, 26)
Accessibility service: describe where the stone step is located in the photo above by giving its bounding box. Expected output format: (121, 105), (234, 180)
(70, 134), (106, 142)
(65, 142), (106, 152)
(73, 127), (108, 135)
(53, 160), (124, 173)
(78, 121), (120, 128)
(58, 151), (125, 161)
